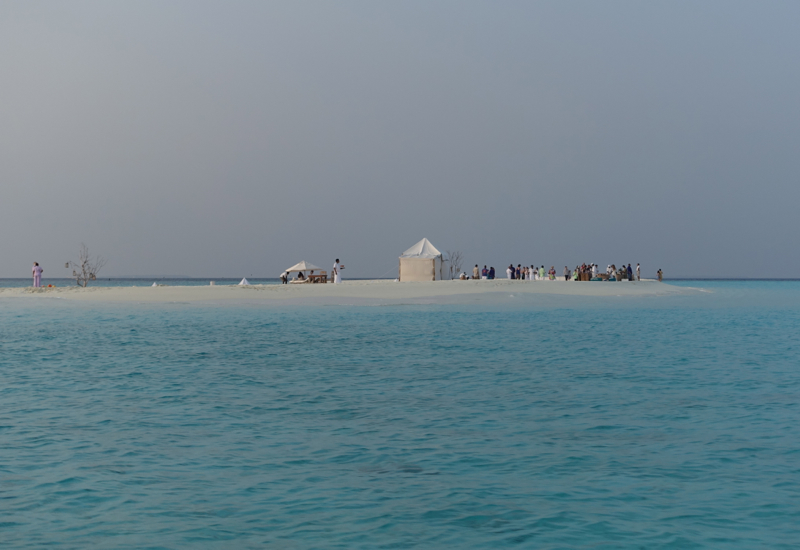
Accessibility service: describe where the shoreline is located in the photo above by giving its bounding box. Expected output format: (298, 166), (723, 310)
(0, 279), (694, 305)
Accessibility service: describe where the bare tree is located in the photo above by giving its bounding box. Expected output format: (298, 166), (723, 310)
(68, 244), (107, 287)
(446, 250), (464, 279)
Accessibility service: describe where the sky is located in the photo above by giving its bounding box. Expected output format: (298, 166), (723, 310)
(1, 1), (798, 278)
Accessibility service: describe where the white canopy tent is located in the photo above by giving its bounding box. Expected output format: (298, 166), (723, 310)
(284, 260), (326, 284)
(285, 261), (322, 273)
(399, 238), (447, 281)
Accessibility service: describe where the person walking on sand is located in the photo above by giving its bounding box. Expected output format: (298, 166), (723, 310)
(32, 262), (43, 287)
(636, 263), (641, 281)
(332, 259), (344, 284)
(657, 269), (663, 282)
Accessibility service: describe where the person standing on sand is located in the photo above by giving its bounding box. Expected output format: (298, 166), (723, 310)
(489, 266), (495, 279)
(473, 265), (479, 279)
(627, 264), (633, 281)
(333, 259), (344, 284)
(481, 265), (488, 279)
(564, 266), (570, 281)
(657, 269), (663, 282)
(636, 263), (641, 281)
(506, 265), (514, 279)
(32, 262), (43, 287)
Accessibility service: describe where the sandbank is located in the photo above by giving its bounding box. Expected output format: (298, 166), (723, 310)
(0, 279), (694, 306)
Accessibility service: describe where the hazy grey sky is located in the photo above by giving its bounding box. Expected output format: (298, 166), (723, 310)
(2, 1), (798, 278)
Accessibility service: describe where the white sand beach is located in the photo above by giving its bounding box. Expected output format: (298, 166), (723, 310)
(0, 279), (694, 306)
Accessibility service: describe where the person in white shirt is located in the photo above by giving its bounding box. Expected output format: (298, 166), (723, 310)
(636, 264), (641, 281)
(32, 262), (43, 287)
(506, 265), (513, 279)
(332, 259), (344, 284)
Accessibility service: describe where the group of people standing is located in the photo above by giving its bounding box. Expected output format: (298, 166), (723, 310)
(565, 263), (641, 281)
(469, 262), (660, 282)
(504, 265), (555, 280)
(471, 264), (557, 280)
(605, 263), (639, 281)
(566, 263), (640, 281)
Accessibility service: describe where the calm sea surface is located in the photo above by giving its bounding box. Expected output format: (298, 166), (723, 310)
(1, 281), (799, 548)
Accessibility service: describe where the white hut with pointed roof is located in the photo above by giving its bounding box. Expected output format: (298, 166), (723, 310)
(399, 238), (446, 281)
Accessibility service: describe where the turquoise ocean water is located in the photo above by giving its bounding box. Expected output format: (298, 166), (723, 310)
(1, 281), (799, 548)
